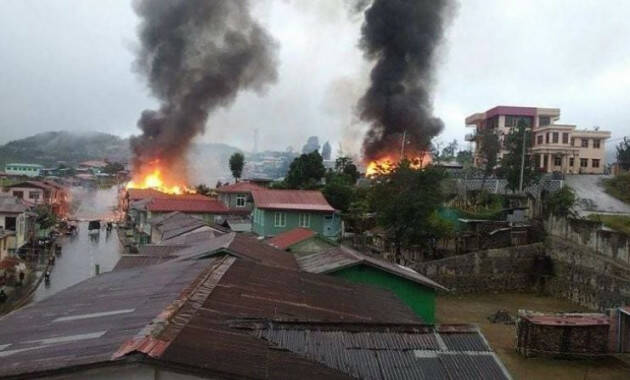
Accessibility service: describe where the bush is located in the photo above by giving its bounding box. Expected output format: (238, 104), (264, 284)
(602, 173), (630, 204)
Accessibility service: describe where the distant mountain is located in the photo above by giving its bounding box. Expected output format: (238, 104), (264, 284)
(0, 131), (130, 168)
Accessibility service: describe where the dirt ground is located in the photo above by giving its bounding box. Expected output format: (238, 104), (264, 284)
(437, 292), (630, 380)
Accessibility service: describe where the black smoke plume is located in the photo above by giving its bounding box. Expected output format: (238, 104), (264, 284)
(130, 0), (277, 180)
(356, 0), (452, 160)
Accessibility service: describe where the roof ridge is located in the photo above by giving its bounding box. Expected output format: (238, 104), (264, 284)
(112, 256), (236, 360)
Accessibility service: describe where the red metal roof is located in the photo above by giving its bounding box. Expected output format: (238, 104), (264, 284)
(266, 227), (317, 250)
(216, 181), (265, 193)
(126, 188), (211, 202)
(147, 198), (230, 214)
(252, 189), (335, 212)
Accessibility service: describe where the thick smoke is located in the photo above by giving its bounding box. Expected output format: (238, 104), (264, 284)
(130, 0), (277, 180)
(356, 0), (452, 160)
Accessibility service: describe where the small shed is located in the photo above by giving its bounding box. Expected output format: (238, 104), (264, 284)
(516, 310), (610, 357)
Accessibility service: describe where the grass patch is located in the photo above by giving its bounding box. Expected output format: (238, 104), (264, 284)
(602, 173), (630, 204)
(587, 214), (630, 235)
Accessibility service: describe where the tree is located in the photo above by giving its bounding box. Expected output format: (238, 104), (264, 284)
(368, 160), (447, 262)
(196, 184), (212, 196)
(301, 136), (320, 154)
(478, 128), (500, 179)
(34, 205), (56, 230)
(322, 175), (354, 212)
(497, 119), (540, 192)
(335, 156), (360, 184)
(321, 141), (332, 160)
(103, 162), (124, 175)
(617, 137), (630, 170)
(229, 152), (245, 182)
(441, 139), (458, 160)
(455, 150), (473, 166)
(285, 151), (326, 189)
(544, 186), (576, 217)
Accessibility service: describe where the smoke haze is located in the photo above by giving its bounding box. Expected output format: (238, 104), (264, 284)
(130, 0), (278, 180)
(356, 0), (453, 160)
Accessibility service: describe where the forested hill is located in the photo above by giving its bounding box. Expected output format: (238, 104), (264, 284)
(0, 131), (131, 168)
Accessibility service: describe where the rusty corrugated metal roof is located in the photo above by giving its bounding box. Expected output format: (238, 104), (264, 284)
(147, 198), (230, 214)
(266, 227), (317, 249)
(252, 189), (335, 212)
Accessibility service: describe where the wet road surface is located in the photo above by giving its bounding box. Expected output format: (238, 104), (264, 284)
(29, 186), (124, 303)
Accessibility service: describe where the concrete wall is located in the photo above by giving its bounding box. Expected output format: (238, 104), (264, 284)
(414, 243), (545, 293)
(545, 215), (630, 265)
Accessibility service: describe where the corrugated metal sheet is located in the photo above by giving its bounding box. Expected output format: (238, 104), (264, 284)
(259, 324), (509, 380)
(252, 189), (335, 212)
(440, 333), (490, 351)
(112, 254), (177, 271)
(0, 194), (29, 213)
(147, 198), (230, 213)
(216, 181), (265, 193)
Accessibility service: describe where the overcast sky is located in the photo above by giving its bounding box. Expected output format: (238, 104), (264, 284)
(1, 0), (629, 156)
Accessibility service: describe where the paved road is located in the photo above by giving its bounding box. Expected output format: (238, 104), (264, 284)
(565, 174), (630, 215)
(27, 187), (123, 303)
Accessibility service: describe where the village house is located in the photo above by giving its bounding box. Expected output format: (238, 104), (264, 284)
(0, 252), (510, 379)
(148, 211), (216, 244)
(466, 106), (611, 174)
(267, 227), (447, 323)
(0, 194), (31, 256)
(4, 163), (43, 178)
(251, 189), (340, 239)
(4, 181), (68, 216)
(216, 180), (265, 211)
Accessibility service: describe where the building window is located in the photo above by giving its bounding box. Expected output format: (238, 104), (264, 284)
(236, 195), (246, 207)
(571, 137), (575, 146)
(552, 132), (559, 144)
(546, 133), (550, 144)
(298, 213), (310, 228)
(593, 139), (600, 148)
(569, 157), (574, 167)
(539, 116), (550, 126)
(592, 159), (600, 168)
(13, 191), (23, 199)
(580, 158), (588, 167)
(274, 212), (286, 227)
(562, 133), (569, 144)
(537, 135), (543, 145)
(5, 217), (16, 231)
(581, 139), (589, 148)
(29, 191), (40, 200)
(554, 156), (562, 166)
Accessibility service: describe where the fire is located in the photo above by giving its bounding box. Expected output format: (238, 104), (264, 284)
(126, 166), (191, 195)
(365, 152), (432, 176)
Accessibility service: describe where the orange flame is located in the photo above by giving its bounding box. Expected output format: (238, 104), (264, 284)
(365, 152), (432, 176)
(126, 165), (192, 195)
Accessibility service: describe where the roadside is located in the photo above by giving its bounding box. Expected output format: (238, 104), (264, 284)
(437, 292), (630, 380)
(0, 248), (52, 316)
(565, 174), (630, 216)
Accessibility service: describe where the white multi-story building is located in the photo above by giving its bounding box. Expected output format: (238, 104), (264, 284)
(465, 106), (611, 174)
(4, 163), (43, 177)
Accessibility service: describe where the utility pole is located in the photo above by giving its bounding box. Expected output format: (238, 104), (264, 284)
(400, 130), (407, 160)
(518, 121), (527, 193)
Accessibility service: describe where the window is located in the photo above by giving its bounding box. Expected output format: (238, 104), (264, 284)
(29, 191), (40, 200)
(235, 194), (246, 207)
(539, 116), (550, 126)
(593, 139), (600, 148)
(562, 133), (569, 144)
(552, 132), (559, 144)
(505, 116), (517, 127)
(298, 213), (310, 227)
(554, 156), (562, 166)
(592, 159), (600, 168)
(581, 139), (589, 148)
(13, 191), (23, 199)
(569, 157), (574, 167)
(537, 135), (543, 145)
(5, 217), (16, 231)
(274, 212), (286, 227)
(571, 137), (575, 146)
(580, 158), (588, 167)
